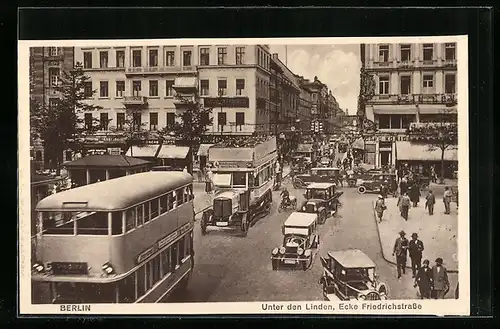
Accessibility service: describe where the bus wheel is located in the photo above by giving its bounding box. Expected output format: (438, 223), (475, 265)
(302, 255), (312, 271)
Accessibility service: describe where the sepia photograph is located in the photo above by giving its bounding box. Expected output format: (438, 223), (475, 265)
(18, 36), (469, 315)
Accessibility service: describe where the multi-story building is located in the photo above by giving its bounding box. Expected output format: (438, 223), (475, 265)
(301, 76), (329, 134)
(326, 91), (341, 133)
(294, 75), (313, 132)
(30, 46), (75, 169)
(361, 42), (458, 173)
(271, 54), (300, 132)
(74, 44), (273, 147)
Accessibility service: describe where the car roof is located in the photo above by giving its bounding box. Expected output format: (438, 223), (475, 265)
(284, 212), (317, 227)
(307, 182), (336, 189)
(327, 249), (376, 268)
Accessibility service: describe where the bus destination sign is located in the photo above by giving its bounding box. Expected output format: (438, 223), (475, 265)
(50, 262), (89, 275)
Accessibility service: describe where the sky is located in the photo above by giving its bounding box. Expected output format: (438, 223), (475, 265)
(269, 44), (361, 115)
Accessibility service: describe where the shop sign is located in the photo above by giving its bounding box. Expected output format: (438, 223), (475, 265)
(107, 147), (122, 155)
(204, 97), (249, 108)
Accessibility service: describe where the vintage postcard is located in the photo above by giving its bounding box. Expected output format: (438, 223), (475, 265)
(19, 36), (469, 316)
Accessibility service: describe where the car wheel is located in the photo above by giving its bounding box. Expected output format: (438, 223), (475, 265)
(302, 255), (312, 271)
(358, 186), (366, 194)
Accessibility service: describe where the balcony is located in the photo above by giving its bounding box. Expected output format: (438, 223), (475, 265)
(442, 59), (457, 68)
(369, 93), (457, 106)
(123, 96), (148, 106)
(397, 60), (414, 69)
(125, 66), (197, 75)
(173, 95), (197, 108)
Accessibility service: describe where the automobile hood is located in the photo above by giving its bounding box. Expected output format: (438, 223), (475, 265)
(285, 241), (300, 248)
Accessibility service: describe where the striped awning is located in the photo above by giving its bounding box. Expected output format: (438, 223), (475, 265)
(157, 145), (190, 159)
(125, 145), (160, 157)
(197, 144), (214, 157)
(396, 141), (458, 161)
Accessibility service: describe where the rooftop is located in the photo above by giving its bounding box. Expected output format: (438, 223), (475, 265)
(327, 249), (376, 268)
(284, 212), (317, 228)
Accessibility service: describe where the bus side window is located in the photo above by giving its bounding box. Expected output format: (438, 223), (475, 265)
(178, 236), (185, 263)
(160, 194), (167, 214)
(167, 192), (174, 210)
(186, 185), (193, 201)
(136, 204), (144, 227)
(144, 202), (150, 224)
(170, 243), (178, 272)
(117, 273), (135, 303)
(111, 211), (123, 235)
(176, 188), (184, 205)
(136, 265), (146, 298)
(151, 197), (159, 219)
(125, 208), (136, 232)
(161, 248), (170, 277)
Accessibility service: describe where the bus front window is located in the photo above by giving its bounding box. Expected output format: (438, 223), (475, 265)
(232, 172), (246, 188)
(41, 212), (75, 235)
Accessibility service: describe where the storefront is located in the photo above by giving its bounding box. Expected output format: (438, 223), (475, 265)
(156, 145), (193, 175)
(125, 144), (161, 163)
(64, 155), (151, 187)
(395, 141), (458, 178)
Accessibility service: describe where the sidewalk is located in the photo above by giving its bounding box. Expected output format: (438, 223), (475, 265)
(374, 198), (458, 272)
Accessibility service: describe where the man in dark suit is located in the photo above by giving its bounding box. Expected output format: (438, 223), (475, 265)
(425, 190), (436, 215)
(431, 257), (450, 299)
(392, 230), (409, 279)
(408, 233), (425, 278)
(414, 259), (432, 299)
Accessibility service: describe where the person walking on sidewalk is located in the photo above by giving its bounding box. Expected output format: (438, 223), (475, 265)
(400, 177), (408, 195)
(409, 182), (421, 207)
(414, 259), (433, 299)
(431, 257), (450, 299)
(205, 167), (213, 195)
(409, 233), (425, 278)
(425, 190), (436, 215)
(443, 187), (453, 214)
(397, 192), (411, 220)
(374, 195), (386, 223)
(392, 230), (409, 279)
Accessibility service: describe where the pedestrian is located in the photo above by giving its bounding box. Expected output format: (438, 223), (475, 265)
(409, 182), (421, 207)
(392, 230), (409, 279)
(408, 233), (425, 278)
(374, 195), (387, 223)
(431, 257), (450, 299)
(397, 192), (411, 220)
(391, 177), (398, 197)
(414, 259), (433, 299)
(400, 177), (408, 195)
(430, 165), (437, 183)
(425, 190), (436, 215)
(443, 186), (453, 214)
(205, 167), (213, 195)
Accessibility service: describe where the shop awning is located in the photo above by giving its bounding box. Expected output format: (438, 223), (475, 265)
(64, 155), (150, 168)
(396, 141), (458, 161)
(197, 144), (214, 157)
(352, 137), (365, 150)
(174, 77), (197, 88)
(297, 144), (313, 153)
(125, 145), (160, 158)
(373, 107), (418, 114)
(157, 145), (190, 159)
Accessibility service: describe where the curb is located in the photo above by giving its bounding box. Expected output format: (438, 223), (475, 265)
(372, 201), (458, 273)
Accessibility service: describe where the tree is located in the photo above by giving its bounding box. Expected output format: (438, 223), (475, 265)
(159, 94), (213, 149)
(108, 109), (151, 157)
(33, 62), (102, 172)
(406, 109), (458, 183)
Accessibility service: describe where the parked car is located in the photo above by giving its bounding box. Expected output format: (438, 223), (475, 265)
(293, 167), (341, 188)
(357, 173), (397, 195)
(319, 249), (389, 301)
(271, 212), (319, 271)
(301, 182), (343, 219)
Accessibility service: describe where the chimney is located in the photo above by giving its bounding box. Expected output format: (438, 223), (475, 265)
(314, 76), (318, 81)
(272, 53), (279, 60)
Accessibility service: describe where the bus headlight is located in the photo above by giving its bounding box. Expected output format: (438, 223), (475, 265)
(272, 248), (279, 255)
(102, 262), (114, 275)
(32, 262), (44, 273)
(297, 248), (304, 255)
(279, 247), (286, 254)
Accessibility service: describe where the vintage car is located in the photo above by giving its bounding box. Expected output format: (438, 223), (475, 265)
(271, 212), (319, 271)
(293, 167), (341, 189)
(319, 249), (389, 301)
(297, 183), (343, 222)
(357, 173), (397, 195)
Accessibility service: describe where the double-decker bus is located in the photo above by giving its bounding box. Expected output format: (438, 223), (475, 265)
(31, 171), (195, 304)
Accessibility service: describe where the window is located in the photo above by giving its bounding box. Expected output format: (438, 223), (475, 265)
(200, 48), (210, 65)
(218, 79), (227, 96)
(49, 68), (60, 86)
(236, 47), (245, 64)
(423, 74), (434, 90)
(99, 51), (108, 68)
(218, 112), (227, 126)
(136, 204), (144, 226)
(118, 274), (135, 303)
(111, 212), (122, 235)
(390, 115), (402, 129)
(117, 113), (125, 130)
(378, 115), (390, 129)
(236, 79), (245, 95)
(149, 49), (158, 67)
(100, 81), (109, 97)
(166, 112), (176, 128)
(167, 192), (174, 210)
(149, 80), (158, 97)
(132, 81), (141, 96)
(149, 112), (158, 131)
(400, 44), (411, 61)
(183, 51), (192, 66)
(400, 76), (411, 95)
(445, 74), (456, 94)
(176, 188), (184, 206)
(133, 112), (142, 131)
(83, 52), (92, 68)
(132, 50), (142, 67)
(136, 265), (146, 297)
(36, 150), (43, 161)
(236, 112), (245, 127)
(84, 82), (93, 98)
(144, 201), (150, 223)
(151, 255), (160, 286)
(445, 43), (456, 60)
(49, 47), (59, 56)
(84, 113), (93, 130)
(125, 208), (136, 232)
(150, 198), (159, 219)
(116, 81), (125, 97)
(165, 51), (175, 66)
(423, 44), (434, 61)
(200, 80), (209, 96)
(116, 50), (125, 68)
(378, 76), (389, 95)
(160, 194), (168, 214)
(161, 249), (170, 276)
(100, 113), (109, 130)
(379, 45), (389, 62)
(178, 237), (185, 264)
(217, 47), (227, 65)
(165, 80), (174, 97)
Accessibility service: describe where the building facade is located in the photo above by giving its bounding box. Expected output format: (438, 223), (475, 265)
(271, 54), (300, 132)
(294, 75), (313, 132)
(74, 44), (274, 146)
(361, 42), (458, 171)
(30, 46), (75, 169)
(301, 76), (329, 134)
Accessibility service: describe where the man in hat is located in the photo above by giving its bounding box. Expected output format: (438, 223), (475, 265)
(431, 257), (450, 299)
(425, 190), (436, 215)
(408, 233), (425, 277)
(443, 187), (453, 214)
(392, 230), (409, 279)
(374, 195), (386, 223)
(397, 192), (411, 220)
(414, 259), (433, 299)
